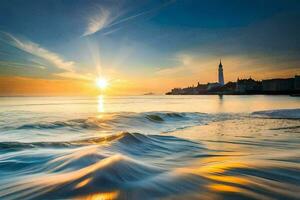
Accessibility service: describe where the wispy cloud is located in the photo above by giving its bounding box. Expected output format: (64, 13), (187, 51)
(83, 1), (175, 36)
(156, 54), (204, 76)
(2, 32), (74, 72)
(0, 32), (93, 80)
(83, 7), (117, 36)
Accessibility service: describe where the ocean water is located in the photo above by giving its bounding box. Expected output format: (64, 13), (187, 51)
(0, 95), (300, 200)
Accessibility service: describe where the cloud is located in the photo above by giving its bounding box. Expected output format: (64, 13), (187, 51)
(83, 7), (116, 36)
(83, 1), (174, 36)
(156, 54), (211, 76)
(56, 71), (93, 80)
(0, 60), (46, 70)
(0, 32), (92, 80)
(2, 32), (74, 72)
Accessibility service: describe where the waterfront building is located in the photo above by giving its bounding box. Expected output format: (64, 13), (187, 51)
(207, 82), (220, 90)
(166, 59), (298, 95)
(262, 78), (294, 92)
(236, 78), (262, 93)
(218, 60), (225, 86)
(295, 75), (300, 91)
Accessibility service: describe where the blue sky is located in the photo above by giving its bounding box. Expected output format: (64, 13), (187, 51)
(0, 0), (300, 94)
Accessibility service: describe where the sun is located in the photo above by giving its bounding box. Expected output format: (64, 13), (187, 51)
(96, 78), (108, 89)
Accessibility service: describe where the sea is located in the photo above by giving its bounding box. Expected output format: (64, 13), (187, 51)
(0, 95), (299, 200)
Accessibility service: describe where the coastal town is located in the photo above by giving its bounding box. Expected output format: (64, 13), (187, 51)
(166, 60), (300, 95)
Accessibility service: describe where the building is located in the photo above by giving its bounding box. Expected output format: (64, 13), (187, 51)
(207, 82), (220, 90)
(166, 58), (299, 95)
(220, 82), (236, 93)
(236, 78), (262, 93)
(167, 88), (183, 95)
(295, 75), (300, 91)
(196, 82), (209, 93)
(262, 78), (294, 93)
(218, 60), (225, 86)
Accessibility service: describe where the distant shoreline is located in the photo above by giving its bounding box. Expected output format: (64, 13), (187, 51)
(166, 94), (300, 97)
(0, 94), (299, 97)
(166, 76), (300, 96)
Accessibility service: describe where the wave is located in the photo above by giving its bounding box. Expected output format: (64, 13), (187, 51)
(0, 132), (157, 149)
(12, 112), (200, 129)
(0, 132), (207, 199)
(3, 109), (298, 134)
(252, 108), (300, 119)
(16, 118), (102, 130)
(0, 154), (164, 200)
(0, 112), (210, 140)
(1, 125), (300, 199)
(0, 132), (206, 164)
(1, 137), (299, 200)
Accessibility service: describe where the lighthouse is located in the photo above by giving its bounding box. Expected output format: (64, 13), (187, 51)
(218, 60), (224, 86)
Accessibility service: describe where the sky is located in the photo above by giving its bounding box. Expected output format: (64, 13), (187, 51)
(0, 0), (300, 96)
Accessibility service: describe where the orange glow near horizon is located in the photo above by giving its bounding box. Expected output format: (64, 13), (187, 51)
(0, 76), (99, 96)
(0, 54), (298, 97)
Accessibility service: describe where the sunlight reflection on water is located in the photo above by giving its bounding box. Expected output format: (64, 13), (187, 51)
(97, 95), (105, 113)
(77, 191), (119, 200)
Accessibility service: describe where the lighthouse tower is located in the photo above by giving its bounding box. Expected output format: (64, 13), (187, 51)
(218, 60), (224, 86)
